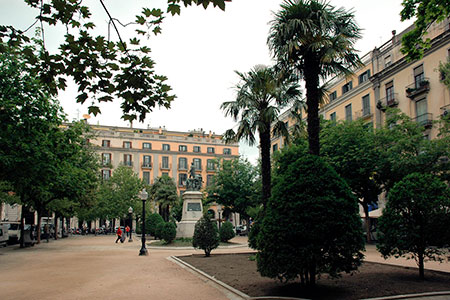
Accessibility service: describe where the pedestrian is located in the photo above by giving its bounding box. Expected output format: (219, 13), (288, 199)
(125, 225), (130, 238)
(115, 227), (122, 243)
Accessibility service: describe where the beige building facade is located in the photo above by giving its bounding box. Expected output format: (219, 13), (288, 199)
(272, 19), (450, 152)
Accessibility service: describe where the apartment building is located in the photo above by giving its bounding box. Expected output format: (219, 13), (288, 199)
(271, 19), (450, 152)
(90, 124), (239, 194)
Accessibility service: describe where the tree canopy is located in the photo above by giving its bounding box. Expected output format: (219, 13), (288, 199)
(150, 175), (178, 222)
(0, 0), (231, 121)
(268, 0), (361, 156)
(377, 172), (450, 279)
(400, 0), (450, 61)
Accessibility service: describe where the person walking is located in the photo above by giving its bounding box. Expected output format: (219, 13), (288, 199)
(125, 226), (130, 238)
(115, 227), (122, 243)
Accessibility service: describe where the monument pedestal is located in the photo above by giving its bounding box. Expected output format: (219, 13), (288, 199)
(176, 191), (203, 238)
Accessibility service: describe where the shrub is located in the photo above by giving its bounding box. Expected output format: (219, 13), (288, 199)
(193, 215), (219, 257)
(155, 222), (164, 240)
(160, 222), (177, 244)
(146, 213), (164, 238)
(256, 149), (365, 286)
(219, 221), (235, 242)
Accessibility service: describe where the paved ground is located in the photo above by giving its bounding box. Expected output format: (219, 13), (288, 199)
(0, 235), (448, 300)
(0, 235), (251, 300)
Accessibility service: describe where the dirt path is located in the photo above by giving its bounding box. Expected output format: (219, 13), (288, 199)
(0, 235), (248, 300)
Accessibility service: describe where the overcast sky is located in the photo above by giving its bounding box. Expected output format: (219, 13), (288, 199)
(1, 0), (413, 163)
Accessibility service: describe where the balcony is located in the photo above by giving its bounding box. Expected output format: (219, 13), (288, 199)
(141, 162), (152, 169)
(413, 113), (433, 129)
(101, 161), (113, 168)
(355, 109), (372, 120)
(406, 78), (430, 99)
(376, 93), (399, 111)
(121, 161), (133, 167)
(160, 163), (172, 170)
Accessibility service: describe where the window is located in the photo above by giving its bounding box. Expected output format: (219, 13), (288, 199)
(143, 155), (151, 167)
(102, 140), (110, 147)
(223, 148), (231, 155)
(143, 171), (150, 185)
(330, 112), (336, 121)
(193, 146), (201, 153)
(385, 81), (395, 105)
(142, 142), (151, 150)
(329, 91), (337, 101)
(179, 145), (187, 152)
(179, 173), (187, 187)
(123, 141), (132, 149)
(207, 159), (216, 171)
(414, 65), (425, 88)
(345, 104), (352, 121)
(179, 157), (188, 170)
(162, 156), (169, 169)
(162, 144), (170, 151)
(385, 55), (391, 67)
(193, 158), (202, 170)
(272, 144), (278, 152)
(342, 81), (353, 94)
(101, 170), (111, 180)
(123, 154), (132, 166)
(207, 174), (214, 187)
(102, 153), (111, 166)
(362, 94), (370, 116)
(207, 147), (215, 154)
(416, 98), (428, 125)
(359, 70), (370, 84)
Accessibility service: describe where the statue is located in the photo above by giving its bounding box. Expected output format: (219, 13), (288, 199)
(187, 162), (202, 191)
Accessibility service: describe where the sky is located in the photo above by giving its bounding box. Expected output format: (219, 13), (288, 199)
(1, 0), (413, 163)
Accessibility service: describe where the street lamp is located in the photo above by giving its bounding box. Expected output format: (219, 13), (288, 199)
(128, 206), (133, 242)
(139, 189), (148, 256)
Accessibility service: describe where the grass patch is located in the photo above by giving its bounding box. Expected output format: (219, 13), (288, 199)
(150, 238), (241, 247)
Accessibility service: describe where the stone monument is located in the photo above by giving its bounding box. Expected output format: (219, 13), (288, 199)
(176, 163), (204, 238)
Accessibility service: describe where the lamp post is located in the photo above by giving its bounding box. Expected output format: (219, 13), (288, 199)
(139, 189), (148, 256)
(217, 204), (222, 230)
(128, 206), (133, 242)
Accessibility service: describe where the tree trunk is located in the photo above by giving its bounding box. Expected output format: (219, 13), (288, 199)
(304, 54), (321, 156)
(309, 263), (316, 286)
(418, 249), (425, 279)
(54, 213), (58, 240)
(259, 126), (272, 208)
(19, 208), (25, 248)
(363, 202), (371, 243)
(37, 211), (42, 244)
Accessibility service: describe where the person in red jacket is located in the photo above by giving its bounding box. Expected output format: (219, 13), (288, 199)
(115, 227), (122, 243)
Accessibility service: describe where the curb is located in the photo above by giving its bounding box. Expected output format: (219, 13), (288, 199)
(361, 291), (450, 300)
(169, 255), (250, 300)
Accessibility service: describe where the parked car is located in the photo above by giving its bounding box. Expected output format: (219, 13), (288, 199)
(235, 225), (248, 236)
(0, 224), (9, 247)
(1, 222), (20, 244)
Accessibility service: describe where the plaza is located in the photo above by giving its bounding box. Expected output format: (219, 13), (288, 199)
(0, 235), (449, 300)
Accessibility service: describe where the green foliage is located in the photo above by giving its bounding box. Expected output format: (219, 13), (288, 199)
(0, 181), (20, 205)
(400, 0), (450, 60)
(150, 175), (178, 222)
(377, 173), (450, 279)
(269, 0), (361, 155)
(146, 213), (165, 238)
(320, 119), (383, 241)
(171, 196), (184, 222)
(160, 222), (177, 244)
(219, 221), (235, 242)
(375, 109), (450, 192)
(167, 0), (229, 15)
(221, 65), (301, 205)
(206, 158), (260, 221)
(192, 215), (220, 257)
(438, 57), (450, 89)
(256, 149), (365, 285)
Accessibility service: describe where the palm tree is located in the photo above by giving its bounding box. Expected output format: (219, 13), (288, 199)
(150, 175), (178, 222)
(268, 0), (362, 156)
(221, 65), (301, 206)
